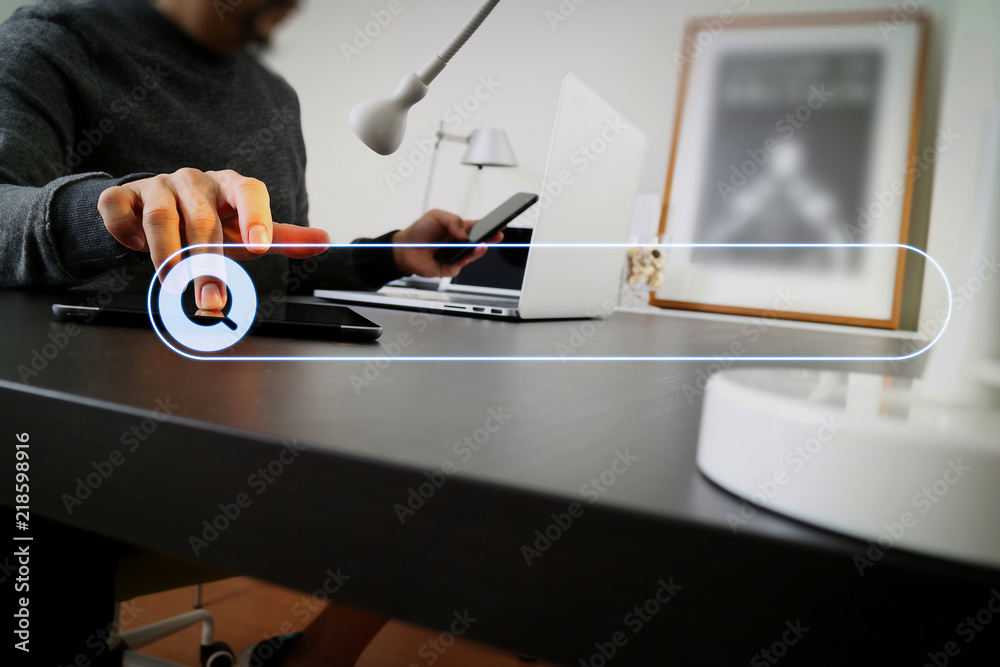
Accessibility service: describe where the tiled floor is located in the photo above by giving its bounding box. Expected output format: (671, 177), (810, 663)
(125, 576), (563, 667)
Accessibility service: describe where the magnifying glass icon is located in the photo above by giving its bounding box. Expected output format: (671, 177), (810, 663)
(191, 295), (239, 331)
(155, 255), (257, 353)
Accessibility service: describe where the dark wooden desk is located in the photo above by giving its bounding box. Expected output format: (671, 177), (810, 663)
(2, 288), (998, 665)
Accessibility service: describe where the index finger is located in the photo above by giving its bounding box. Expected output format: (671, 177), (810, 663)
(212, 170), (273, 254)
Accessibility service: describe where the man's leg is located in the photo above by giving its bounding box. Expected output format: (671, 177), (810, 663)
(281, 602), (388, 667)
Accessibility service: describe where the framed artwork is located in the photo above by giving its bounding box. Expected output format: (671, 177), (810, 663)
(652, 12), (929, 328)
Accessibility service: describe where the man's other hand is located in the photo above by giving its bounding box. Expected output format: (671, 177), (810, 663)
(392, 209), (502, 279)
(97, 168), (329, 309)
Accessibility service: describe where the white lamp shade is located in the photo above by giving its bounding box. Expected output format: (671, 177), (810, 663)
(348, 0), (502, 156)
(349, 73), (429, 155)
(461, 128), (517, 167)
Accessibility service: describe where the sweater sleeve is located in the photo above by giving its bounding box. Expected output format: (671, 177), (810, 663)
(283, 122), (406, 293)
(0, 7), (145, 287)
(288, 230), (408, 294)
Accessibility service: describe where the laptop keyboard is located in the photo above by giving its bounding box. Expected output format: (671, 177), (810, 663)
(379, 288), (517, 308)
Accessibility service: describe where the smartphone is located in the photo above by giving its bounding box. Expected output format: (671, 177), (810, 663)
(52, 297), (383, 343)
(433, 192), (538, 265)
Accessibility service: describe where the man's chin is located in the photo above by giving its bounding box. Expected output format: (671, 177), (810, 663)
(245, 33), (272, 53)
(244, 21), (276, 52)
(245, 1), (298, 50)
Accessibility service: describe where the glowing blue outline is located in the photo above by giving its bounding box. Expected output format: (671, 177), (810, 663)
(148, 243), (951, 363)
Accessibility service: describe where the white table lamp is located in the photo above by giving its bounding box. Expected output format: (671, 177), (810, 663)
(462, 128), (517, 168)
(349, 0), (502, 156)
(422, 123), (517, 212)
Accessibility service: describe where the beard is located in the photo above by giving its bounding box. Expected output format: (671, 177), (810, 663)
(242, 0), (299, 51)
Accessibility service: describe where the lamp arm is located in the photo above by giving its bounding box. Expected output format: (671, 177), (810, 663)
(417, 0), (501, 85)
(439, 132), (471, 144)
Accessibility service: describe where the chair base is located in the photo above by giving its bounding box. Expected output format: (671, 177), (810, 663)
(111, 603), (235, 666)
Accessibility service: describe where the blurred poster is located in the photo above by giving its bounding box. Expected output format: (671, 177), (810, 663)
(695, 50), (882, 272)
(654, 13), (927, 329)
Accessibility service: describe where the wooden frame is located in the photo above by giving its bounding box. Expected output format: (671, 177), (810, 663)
(652, 11), (930, 329)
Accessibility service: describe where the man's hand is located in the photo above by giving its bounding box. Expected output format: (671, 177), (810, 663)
(392, 209), (502, 279)
(97, 168), (330, 309)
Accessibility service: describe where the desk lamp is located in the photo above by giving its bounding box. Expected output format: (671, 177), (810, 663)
(697, 105), (1000, 570)
(349, 0), (502, 155)
(422, 122), (518, 212)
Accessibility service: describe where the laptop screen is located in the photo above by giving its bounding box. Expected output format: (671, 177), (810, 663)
(450, 227), (532, 292)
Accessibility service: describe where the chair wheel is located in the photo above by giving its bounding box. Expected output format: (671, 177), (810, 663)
(201, 641), (236, 667)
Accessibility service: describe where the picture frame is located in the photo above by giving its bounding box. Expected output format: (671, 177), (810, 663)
(652, 12), (930, 329)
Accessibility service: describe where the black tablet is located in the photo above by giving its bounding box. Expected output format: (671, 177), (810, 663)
(52, 296), (382, 343)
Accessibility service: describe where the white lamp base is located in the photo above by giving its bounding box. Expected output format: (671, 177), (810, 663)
(697, 368), (1000, 570)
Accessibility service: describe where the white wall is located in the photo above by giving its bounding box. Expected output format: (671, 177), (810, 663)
(263, 0), (961, 237)
(264, 0), (684, 237)
(264, 0), (994, 329)
(917, 0), (999, 334)
(0, 0), (21, 20)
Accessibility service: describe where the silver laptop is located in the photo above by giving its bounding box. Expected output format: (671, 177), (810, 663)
(315, 72), (647, 320)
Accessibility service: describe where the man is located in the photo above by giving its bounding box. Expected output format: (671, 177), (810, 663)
(0, 0), (497, 307)
(0, 0), (497, 664)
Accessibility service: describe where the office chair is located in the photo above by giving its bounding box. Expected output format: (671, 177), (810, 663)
(108, 548), (236, 666)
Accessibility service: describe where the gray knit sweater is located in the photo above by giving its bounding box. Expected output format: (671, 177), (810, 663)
(0, 0), (403, 296)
